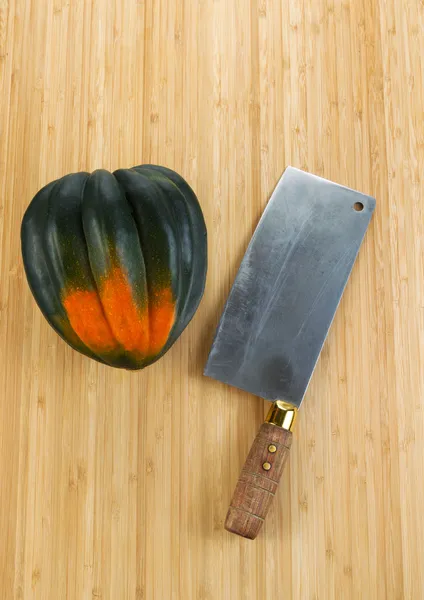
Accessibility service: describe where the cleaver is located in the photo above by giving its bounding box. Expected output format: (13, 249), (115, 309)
(204, 167), (375, 540)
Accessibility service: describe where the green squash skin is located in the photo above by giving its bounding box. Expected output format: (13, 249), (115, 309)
(82, 170), (149, 311)
(113, 169), (180, 341)
(132, 166), (209, 341)
(81, 170), (151, 368)
(21, 176), (106, 364)
(21, 165), (207, 370)
(43, 172), (132, 367)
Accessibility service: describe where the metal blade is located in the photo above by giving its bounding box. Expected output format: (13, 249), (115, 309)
(204, 167), (375, 405)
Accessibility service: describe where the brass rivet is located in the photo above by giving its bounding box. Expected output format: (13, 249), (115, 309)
(262, 462), (272, 471)
(268, 444), (277, 453)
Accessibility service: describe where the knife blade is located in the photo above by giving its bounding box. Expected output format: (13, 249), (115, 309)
(205, 166), (375, 539)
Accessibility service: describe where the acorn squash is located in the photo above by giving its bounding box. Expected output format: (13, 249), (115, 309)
(21, 165), (207, 369)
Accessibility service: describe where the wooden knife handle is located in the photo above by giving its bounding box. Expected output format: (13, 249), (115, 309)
(225, 401), (296, 540)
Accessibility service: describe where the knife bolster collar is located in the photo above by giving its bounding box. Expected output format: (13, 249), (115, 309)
(265, 401), (297, 431)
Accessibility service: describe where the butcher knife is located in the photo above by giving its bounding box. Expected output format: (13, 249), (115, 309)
(204, 167), (375, 539)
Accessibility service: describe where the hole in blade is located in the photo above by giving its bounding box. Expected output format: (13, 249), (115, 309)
(353, 202), (364, 212)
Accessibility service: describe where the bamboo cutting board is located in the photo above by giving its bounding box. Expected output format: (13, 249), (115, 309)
(0, 0), (423, 598)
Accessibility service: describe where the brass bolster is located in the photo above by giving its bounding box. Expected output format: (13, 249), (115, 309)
(265, 400), (297, 432)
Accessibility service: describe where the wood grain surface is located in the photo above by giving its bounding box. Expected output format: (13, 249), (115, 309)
(0, 0), (423, 598)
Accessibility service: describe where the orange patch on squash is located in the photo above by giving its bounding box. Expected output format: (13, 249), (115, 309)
(149, 287), (176, 355)
(63, 289), (117, 351)
(63, 268), (175, 360)
(100, 267), (150, 355)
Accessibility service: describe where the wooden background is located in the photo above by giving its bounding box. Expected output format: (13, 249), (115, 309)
(0, 0), (423, 598)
